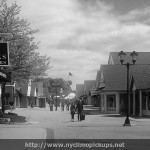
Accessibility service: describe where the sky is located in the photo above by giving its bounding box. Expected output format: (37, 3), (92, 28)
(7, 0), (150, 90)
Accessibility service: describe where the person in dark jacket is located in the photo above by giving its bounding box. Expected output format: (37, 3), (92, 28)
(76, 99), (83, 121)
(70, 102), (76, 122)
(66, 101), (70, 111)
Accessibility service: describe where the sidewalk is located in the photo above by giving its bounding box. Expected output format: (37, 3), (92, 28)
(102, 113), (150, 122)
(2, 105), (150, 125)
(1, 105), (150, 139)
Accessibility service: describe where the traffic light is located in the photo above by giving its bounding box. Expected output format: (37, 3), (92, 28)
(0, 42), (9, 66)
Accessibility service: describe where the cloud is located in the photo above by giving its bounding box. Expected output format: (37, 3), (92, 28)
(7, 0), (150, 90)
(46, 49), (108, 89)
(118, 6), (150, 24)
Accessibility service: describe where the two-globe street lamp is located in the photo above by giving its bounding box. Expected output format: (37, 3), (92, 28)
(118, 51), (138, 126)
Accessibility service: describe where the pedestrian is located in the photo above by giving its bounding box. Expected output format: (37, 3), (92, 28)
(66, 101), (69, 111)
(76, 99), (83, 121)
(30, 102), (33, 109)
(70, 102), (75, 122)
(61, 102), (64, 111)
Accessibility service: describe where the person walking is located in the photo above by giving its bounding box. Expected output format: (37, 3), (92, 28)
(76, 99), (83, 121)
(61, 102), (64, 111)
(70, 102), (75, 122)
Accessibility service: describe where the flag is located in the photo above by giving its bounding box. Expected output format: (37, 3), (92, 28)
(69, 72), (72, 76)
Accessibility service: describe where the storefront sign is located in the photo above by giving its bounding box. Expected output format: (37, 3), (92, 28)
(0, 42), (10, 66)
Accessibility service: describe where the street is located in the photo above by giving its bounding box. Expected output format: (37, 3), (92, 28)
(1, 104), (150, 139)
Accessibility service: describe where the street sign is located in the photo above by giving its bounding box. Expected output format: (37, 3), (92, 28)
(0, 42), (10, 66)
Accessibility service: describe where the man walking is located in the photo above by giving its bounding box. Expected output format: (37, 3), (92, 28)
(76, 99), (83, 121)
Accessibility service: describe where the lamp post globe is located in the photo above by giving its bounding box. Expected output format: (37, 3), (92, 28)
(118, 51), (126, 64)
(130, 51), (138, 64)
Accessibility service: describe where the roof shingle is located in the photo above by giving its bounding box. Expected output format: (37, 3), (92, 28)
(99, 64), (150, 91)
(99, 65), (127, 91)
(84, 80), (96, 95)
(76, 84), (84, 97)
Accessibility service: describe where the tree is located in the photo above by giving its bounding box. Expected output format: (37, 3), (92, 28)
(0, 0), (50, 80)
(0, 0), (51, 112)
(47, 78), (72, 110)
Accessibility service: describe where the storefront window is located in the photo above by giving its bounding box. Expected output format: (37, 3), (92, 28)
(107, 95), (116, 112)
(120, 94), (126, 114)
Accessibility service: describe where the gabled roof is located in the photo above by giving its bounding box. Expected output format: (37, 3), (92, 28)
(84, 80), (96, 95)
(108, 52), (150, 65)
(99, 64), (150, 91)
(15, 80), (43, 96)
(99, 65), (127, 91)
(76, 84), (84, 97)
(131, 65), (150, 90)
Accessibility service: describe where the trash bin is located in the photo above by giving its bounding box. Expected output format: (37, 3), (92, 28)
(50, 105), (53, 111)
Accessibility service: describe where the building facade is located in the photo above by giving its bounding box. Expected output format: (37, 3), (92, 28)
(97, 52), (150, 116)
(0, 79), (46, 111)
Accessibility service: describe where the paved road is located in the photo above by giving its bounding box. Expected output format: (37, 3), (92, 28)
(1, 105), (150, 139)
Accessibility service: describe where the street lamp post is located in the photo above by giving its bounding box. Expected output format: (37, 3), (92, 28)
(118, 51), (138, 126)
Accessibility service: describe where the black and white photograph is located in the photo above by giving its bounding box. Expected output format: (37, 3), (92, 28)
(0, 0), (150, 149)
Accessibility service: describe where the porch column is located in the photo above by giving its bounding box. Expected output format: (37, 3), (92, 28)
(139, 90), (142, 116)
(104, 94), (107, 113)
(133, 90), (135, 115)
